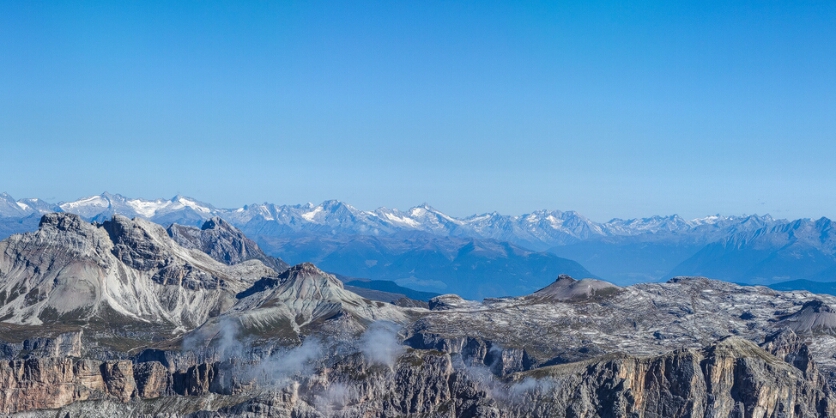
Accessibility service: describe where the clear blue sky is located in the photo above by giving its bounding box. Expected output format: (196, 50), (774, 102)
(1, 1), (834, 221)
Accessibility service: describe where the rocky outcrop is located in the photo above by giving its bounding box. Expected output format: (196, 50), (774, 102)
(428, 294), (480, 311)
(103, 215), (170, 271)
(133, 361), (170, 399)
(167, 217), (289, 273)
(0, 331), (83, 359)
(762, 328), (816, 374)
(497, 337), (834, 418)
(405, 333), (535, 376)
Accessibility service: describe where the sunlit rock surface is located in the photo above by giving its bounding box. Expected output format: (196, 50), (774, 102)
(3, 215), (836, 416)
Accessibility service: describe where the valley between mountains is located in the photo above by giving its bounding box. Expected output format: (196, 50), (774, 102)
(2, 212), (836, 416)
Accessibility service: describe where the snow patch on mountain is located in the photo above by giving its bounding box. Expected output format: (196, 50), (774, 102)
(301, 206), (323, 221)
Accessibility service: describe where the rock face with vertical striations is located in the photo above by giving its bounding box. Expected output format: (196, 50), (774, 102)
(493, 337), (834, 418)
(0, 213), (275, 347)
(0, 358), (137, 413)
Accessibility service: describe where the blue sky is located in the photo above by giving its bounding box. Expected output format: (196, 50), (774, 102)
(1, 1), (834, 221)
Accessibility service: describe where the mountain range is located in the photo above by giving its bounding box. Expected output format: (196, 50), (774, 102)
(1, 212), (836, 416)
(0, 192), (776, 246)
(2, 192), (836, 296)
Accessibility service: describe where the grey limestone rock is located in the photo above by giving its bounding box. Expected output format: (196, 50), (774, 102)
(168, 217), (289, 273)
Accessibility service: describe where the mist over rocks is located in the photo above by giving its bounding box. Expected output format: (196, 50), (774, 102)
(358, 321), (405, 368)
(3, 336), (834, 417)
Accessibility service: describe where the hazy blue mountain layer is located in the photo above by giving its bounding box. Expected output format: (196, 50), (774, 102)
(339, 278), (440, 302)
(256, 232), (596, 299)
(669, 217), (836, 285)
(2, 192), (835, 293)
(770, 279), (836, 296)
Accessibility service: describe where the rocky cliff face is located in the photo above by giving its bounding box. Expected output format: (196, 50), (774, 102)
(498, 337), (833, 418)
(2, 336), (833, 417)
(0, 330), (83, 359)
(0, 358), (136, 413)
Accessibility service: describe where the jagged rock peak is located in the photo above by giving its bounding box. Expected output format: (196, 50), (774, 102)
(530, 274), (621, 301)
(200, 216), (232, 231)
(556, 273), (575, 282)
(102, 214), (169, 241)
(167, 217), (288, 272)
(32, 213), (105, 247)
(38, 212), (89, 232)
(762, 328), (804, 353)
(760, 328), (817, 376)
(101, 215), (170, 271)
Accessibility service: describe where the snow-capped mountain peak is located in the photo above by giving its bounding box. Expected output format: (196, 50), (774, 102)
(57, 193), (215, 223)
(0, 193), (59, 218)
(9, 193), (786, 251)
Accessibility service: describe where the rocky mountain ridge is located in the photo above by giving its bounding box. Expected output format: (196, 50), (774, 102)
(671, 216), (836, 285)
(3, 215), (836, 416)
(0, 213), (407, 353)
(0, 213), (273, 338)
